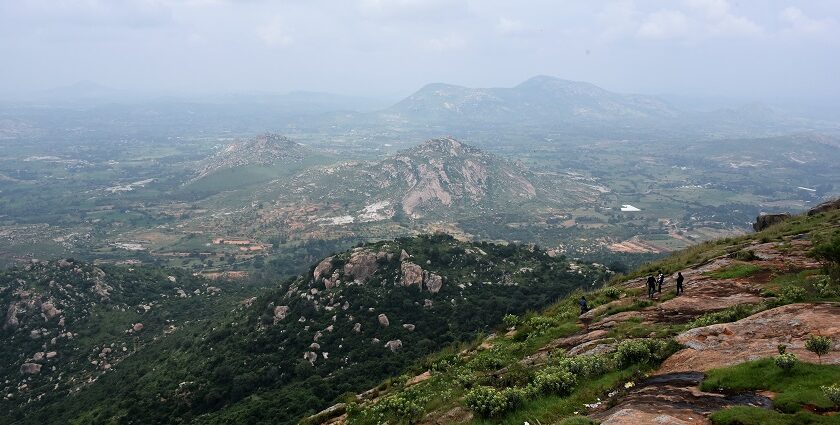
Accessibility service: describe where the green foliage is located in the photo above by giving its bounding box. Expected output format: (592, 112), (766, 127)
(688, 303), (762, 328)
(347, 388), (429, 425)
(821, 383), (840, 407)
(810, 232), (840, 282)
(531, 367), (577, 396)
(558, 417), (599, 425)
(464, 386), (526, 418)
(779, 285), (806, 303)
(730, 249), (759, 261)
(702, 358), (840, 414)
(710, 406), (838, 425)
(502, 314), (519, 328)
(603, 286), (622, 300)
(805, 335), (833, 363)
(614, 338), (672, 368)
(704, 263), (763, 279)
(775, 353), (798, 373)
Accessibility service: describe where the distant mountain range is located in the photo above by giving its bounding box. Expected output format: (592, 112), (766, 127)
(383, 76), (679, 126)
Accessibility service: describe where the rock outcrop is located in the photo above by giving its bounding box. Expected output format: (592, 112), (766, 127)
(377, 314), (389, 327)
(400, 262), (423, 287)
(344, 250), (379, 283)
(752, 213), (790, 231)
(808, 197), (840, 216)
(384, 339), (403, 352)
(659, 303), (840, 374)
(20, 363), (42, 375)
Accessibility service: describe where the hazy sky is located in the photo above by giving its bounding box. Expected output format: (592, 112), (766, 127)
(1, 0), (839, 101)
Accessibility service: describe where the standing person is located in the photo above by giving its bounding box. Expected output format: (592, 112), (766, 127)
(647, 275), (656, 298)
(579, 296), (589, 315)
(676, 272), (685, 295)
(657, 272), (664, 293)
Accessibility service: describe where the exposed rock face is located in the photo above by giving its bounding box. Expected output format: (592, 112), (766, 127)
(40, 302), (60, 320)
(132, 323), (144, 332)
(423, 271), (443, 293)
(753, 213), (791, 231)
(353, 323), (362, 333)
(659, 303), (840, 374)
(314, 257), (334, 282)
(303, 351), (317, 365)
(399, 262), (443, 292)
(20, 363), (41, 375)
(400, 250), (411, 261)
(402, 324), (416, 332)
(809, 197), (840, 216)
(384, 339), (403, 352)
(4, 303), (19, 330)
(400, 262), (424, 288)
(310, 343), (321, 351)
(378, 314), (390, 327)
(273, 306), (290, 323)
(344, 250), (379, 283)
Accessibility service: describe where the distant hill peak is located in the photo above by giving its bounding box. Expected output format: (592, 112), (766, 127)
(194, 133), (310, 180)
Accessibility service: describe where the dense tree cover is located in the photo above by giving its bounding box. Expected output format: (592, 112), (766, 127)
(0, 235), (607, 425)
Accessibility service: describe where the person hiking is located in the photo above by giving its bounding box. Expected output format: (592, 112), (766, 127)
(676, 272), (685, 295)
(647, 275), (656, 298)
(579, 296), (589, 315)
(657, 272), (664, 293)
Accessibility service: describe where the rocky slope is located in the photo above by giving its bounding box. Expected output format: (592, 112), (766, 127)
(303, 200), (840, 425)
(0, 260), (235, 423)
(0, 235), (608, 425)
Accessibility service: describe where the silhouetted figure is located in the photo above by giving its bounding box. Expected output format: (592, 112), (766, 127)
(647, 275), (656, 298)
(657, 272), (664, 293)
(676, 272), (685, 295)
(579, 296), (589, 315)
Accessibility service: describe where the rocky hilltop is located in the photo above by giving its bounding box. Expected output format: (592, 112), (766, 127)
(257, 137), (588, 225)
(194, 133), (313, 180)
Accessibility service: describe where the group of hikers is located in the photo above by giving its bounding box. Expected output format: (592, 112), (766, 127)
(647, 271), (685, 298)
(578, 271), (685, 315)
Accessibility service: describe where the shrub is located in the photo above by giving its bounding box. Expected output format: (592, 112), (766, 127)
(810, 233), (840, 282)
(821, 383), (840, 407)
(805, 335), (833, 363)
(532, 366), (577, 396)
(603, 286), (622, 300)
(502, 314), (519, 328)
(778, 344), (787, 355)
(347, 393), (425, 425)
(525, 316), (560, 334)
(814, 275), (839, 298)
(464, 386), (524, 418)
(730, 249), (759, 261)
(556, 354), (612, 378)
(774, 353), (798, 373)
(779, 285), (806, 303)
(689, 304), (759, 328)
(614, 338), (675, 368)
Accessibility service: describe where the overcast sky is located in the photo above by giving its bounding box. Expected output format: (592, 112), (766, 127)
(1, 0), (839, 102)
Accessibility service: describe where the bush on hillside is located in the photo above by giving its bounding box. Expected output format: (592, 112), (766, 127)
(821, 383), (840, 407)
(774, 353), (798, 373)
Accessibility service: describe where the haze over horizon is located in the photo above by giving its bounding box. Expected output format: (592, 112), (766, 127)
(2, 0), (839, 104)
